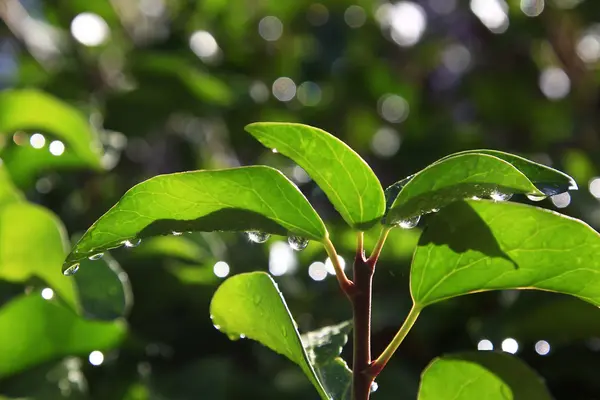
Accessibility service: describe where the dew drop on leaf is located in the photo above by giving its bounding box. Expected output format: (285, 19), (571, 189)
(370, 381), (379, 393)
(395, 215), (420, 229)
(172, 231), (183, 236)
(527, 194), (546, 202)
(239, 333), (246, 339)
(287, 235), (309, 251)
(62, 263), (80, 276)
(213, 324), (221, 330)
(246, 231), (270, 243)
(88, 253), (104, 261)
(124, 238), (142, 248)
(490, 191), (512, 202)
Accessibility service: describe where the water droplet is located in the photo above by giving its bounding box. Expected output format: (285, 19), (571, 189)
(172, 231), (183, 236)
(253, 296), (262, 305)
(430, 208), (440, 213)
(527, 194), (546, 202)
(124, 238), (142, 247)
(88, 253), (104, 260)
(370, 381), (379, 393)
(239, 333), (246, 339)
(246, 231), (270, 243)
(63, 263), (80, 276)
(490, 191), (512, 202)
(272, 148), (278, 153)
(281, 327), (288, 338)
(213, 324), (221, 330)
(287, 235), (309, 251)
(471, 196), (481, 200)
(395, 215), (420, 229)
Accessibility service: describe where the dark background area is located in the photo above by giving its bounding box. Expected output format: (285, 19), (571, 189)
(1, 0), (600, 398)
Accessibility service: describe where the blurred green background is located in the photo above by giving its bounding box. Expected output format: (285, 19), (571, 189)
(1, 0), (600, 398)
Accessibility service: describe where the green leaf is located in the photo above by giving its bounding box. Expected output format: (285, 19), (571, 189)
(0, 90), (102, 169)
(411, 200), (600, 307)
(438, 150), (577, 195)
(418, 352), (552, 400)
(73, 254), (133, 320)
(0, 165), (22, 206)
(0, 294), (125, 378)
(210, 272), (351, 400)
(301, 321), (353, 400)
(245, 122), (385, 230)
(65, 166), (326, 267)
(131, 235), (209, 263)
(0, 202), (78, 311)
(385, 153), (545, 224)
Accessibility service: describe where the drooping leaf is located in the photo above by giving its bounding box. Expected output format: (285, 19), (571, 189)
(0, 202), (78, 311)
(301, 321), (353, 400)
(411, 200), (600, 307)
(73, 254), (133, 320)
(0, 90), (102, 170)
(418, 352), (552, 400)
(245, 122), (385, 230)
(437, 150), (577, 195)
(64, 166), (327, 267)
(0, 294), (125, 378)
(210, 272), (352, 400)
(385, 153), (544, 224)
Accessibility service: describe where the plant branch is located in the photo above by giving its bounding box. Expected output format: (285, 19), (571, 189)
(368, 227), (391, 265)
(368, 303), (422, 377)
(352, 239), (374, 400)
(323, 236), (355, 297)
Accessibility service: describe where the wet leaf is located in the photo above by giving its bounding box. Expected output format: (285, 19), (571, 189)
(412, 200), (600, 307)
(245, 122), (385, 230)
(65, 166), (327, 266)
(0, 202), (78, 310)
(418, 352), (552, 400)
(385, 153), (544, 224)
(210, 272), (351, 400)
(0, 294), (125, 378)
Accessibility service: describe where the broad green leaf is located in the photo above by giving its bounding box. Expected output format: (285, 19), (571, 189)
(0, 165), (22, 206)
(65, 166), (327, 267)
(0, 294), (125, 378)
(0, 202), (78, 311)
(301, 321), (352, 400)
(411, 200), (600, 307)
(245, 122), (385, 230)
(438, 150), (577, 195)
(0, 90), (102, 169)
(210, 272), (351, 400)
(418, 352), (552, 400)
(384, 153), (543, 224)
(73, 254), (133, 320)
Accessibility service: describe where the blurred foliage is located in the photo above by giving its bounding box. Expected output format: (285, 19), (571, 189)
(1, 0), (600, 399)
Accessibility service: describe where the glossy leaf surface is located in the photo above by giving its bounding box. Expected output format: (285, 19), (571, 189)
(412, 200), (600, 307)
(245, 122), (385, 230)
(210, 272), (351, 400)
(65, 166), (327, 266)
(385, 153), (543, 223)
(0, 295), (125, 378)
(418, 352), (552, 400)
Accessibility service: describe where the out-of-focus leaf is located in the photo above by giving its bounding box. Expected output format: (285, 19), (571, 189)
(411, 200), (600, 307)
(418, 352), (552, 400)
(301, 321), (352, 400)
(131, 235), (209, 263)
(0, 202), (78, 310)
(0, 165), (22, 206)
(73, 254), (132, 320)
(0, 294), (125, 378)
(135, 55), (233, 106)
(210, 272), (351, 400)
(168, 262), (218, 286)
(0, 90), (102, 169)
(245, 122), (385, 230)
(65, 166), (327, 267)
(385, 152), (562, 224)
